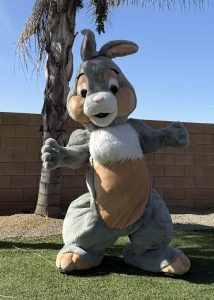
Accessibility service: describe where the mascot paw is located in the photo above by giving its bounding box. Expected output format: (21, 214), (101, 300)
(166, 122), (189, 147)
(161, 253), (191, 276)
(56, 252), (92, 273)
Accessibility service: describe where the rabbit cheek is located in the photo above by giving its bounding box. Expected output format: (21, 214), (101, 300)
(67, 95), (90, 124)
(116, 87), (136, 117)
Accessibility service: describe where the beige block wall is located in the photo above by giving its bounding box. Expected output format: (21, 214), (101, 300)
(0, 112), (213, 214)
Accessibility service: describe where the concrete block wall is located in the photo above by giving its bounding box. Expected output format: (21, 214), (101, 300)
(0, 112), (213, 214)
(145, 120), (214, 210)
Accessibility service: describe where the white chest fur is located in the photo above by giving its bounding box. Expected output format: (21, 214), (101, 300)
(89, 123), (143, 165)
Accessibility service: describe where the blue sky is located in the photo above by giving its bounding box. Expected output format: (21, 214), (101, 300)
(0, 0), (213, 123)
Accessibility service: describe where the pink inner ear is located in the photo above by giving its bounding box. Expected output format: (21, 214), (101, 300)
(106, 44), (138, 57)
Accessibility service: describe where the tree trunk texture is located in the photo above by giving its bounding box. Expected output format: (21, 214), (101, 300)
(35, 0), (77, 217)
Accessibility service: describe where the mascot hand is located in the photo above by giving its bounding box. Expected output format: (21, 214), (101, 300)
(165, 122), (189, 147)
(41, 138), (62, 170)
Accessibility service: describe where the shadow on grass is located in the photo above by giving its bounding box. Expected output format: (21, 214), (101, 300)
(0, 240), (61, 251)
(60, 240), (214, 285)
(1, 231), (213, 284)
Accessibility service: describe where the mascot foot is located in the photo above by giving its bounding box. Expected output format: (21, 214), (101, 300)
(56, 252), (92, 273)
(161, 253), (191, 276)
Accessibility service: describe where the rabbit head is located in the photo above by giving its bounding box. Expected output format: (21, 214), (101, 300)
(67, 29), (139, 129)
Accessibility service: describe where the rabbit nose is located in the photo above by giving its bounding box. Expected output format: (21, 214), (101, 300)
(93, 94), (105, 103)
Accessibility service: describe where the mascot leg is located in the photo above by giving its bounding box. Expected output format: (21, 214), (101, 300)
(56, 193), (117, 273)
(122, 189), (190, 276)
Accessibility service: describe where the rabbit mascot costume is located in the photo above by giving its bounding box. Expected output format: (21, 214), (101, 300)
(42, 29), (190, 276)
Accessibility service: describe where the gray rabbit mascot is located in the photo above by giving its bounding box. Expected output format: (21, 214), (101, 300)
(42, 29), (190, 276)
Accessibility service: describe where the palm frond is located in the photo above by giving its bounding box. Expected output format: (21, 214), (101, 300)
(18, 0), (49, 68)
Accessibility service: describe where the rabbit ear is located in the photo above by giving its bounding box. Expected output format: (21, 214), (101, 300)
(99, 41), (138, 59)
(81, 29), (98, 61)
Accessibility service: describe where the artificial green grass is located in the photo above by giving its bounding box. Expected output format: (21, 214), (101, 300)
(0, 231), (214, 300)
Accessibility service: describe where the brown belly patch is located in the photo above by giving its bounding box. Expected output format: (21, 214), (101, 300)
(93, 158), (151, 229)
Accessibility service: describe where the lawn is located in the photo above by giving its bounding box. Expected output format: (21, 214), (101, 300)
(0, 231), (214, 300)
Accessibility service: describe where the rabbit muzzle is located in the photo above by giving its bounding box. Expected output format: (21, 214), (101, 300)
(84, 91), (118, 127)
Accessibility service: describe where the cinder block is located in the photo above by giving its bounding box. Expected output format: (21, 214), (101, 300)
(145, 120), (165, 130)
(185, 166), (204, 177)
(0, 189), (23, 202)
(195, 155), (214, 166)
(28, 114), (42, 126)
(195, 134), (213, 145)
(203, 145), (214, 155)
(164, 146), (184, 154)
(203, 124), (214, 134)
(0, 176), (11, 188)
(145, 154), (154, 164)
(174, 199), (195, 209)
(13, 149), (40, 162)
(1, 137), (27, 149)
(188, 134), (195, 144)
(0, 163), (25, 175)
(0, 125), (15, 137)
(73, 186), (88, 197)
(75, 167), (87, 176)
(165, 188), (185, 200)
(1, 113), (29, 125)
(61, 187), (75, 201)
(23, 188), (38, 202)
(175, 177), (194, 188)
(201, 189), (214, 200)
(27, 137), (43, 149)
(25, 163), (42, 175)
(154, 177), (174, 188)
(185, 189), (214, 200)
(154, 154), (174, 165)
(0, 150), (13, 162)
(165, 165), (184, 176)
(61, 186), (88, 202)
(185, 189), (202, 200)
(205, 167), (214, 177)
(148, 165), (164, 176)
(184, 122), (203, 133)
(11, 176), (38, 188)
(0, 201), (35, 214)
(196, 199), (214, 209)
(15, 125), (41, 138)
(155, 148), (165, 154)
(63, 175), (86, 188)
(163, 198), (174, 207)
(194, 177), (214, 188)
(175, 154), (194, 166)
(184, 145), (203, 154)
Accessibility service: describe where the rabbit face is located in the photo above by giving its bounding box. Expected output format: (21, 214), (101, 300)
(67, 29), (139, 128)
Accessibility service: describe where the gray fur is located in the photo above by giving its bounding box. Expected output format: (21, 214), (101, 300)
(41, 29), (190, 275)
(81, 29), (97, 61)
(99, 40), (139, 58)
(128, 119), (189, 153)
(41, 130), (90, 170)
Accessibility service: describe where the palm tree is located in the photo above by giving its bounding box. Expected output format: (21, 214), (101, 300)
(18, 0), (206, 217)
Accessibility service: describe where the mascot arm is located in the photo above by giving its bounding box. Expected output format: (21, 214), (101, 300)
(128, 118), (189, 154)
(41, 129), (90, 170)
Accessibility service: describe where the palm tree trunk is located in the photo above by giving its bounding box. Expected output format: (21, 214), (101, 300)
(35, 0), (78, 217)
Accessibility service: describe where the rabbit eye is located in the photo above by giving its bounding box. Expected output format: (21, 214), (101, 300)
(108, 78), (119, 95)
(81, 89), (87, 98)
(110, 85), (118, 94)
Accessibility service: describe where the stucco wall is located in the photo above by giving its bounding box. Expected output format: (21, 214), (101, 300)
(0, 112), (213, 214)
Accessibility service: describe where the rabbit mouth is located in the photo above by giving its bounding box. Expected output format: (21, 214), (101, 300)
(94, 113), (109, 118)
